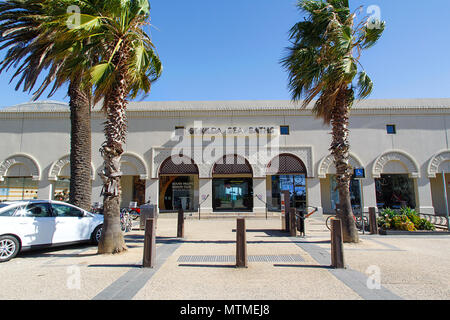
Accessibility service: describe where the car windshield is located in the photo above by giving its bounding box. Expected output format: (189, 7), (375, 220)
(0, 204), (9, 209)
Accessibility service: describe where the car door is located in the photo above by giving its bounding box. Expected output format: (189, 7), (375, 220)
(51, 203), (92, 243)
(15, 202), (56, 247)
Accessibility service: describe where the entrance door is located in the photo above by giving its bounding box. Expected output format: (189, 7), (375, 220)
(270, 175), (306, 211)
(330, 175), (362, 213)
(212, 178), (253, 211)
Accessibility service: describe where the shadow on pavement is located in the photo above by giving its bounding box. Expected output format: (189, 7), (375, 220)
(273, 264), (334, 269)
(178, 263), (237, 268)
(88, 264), (142, 268)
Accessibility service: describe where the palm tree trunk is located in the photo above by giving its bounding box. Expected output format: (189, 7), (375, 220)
(97, 67), (128, 254)
(330, 87), (359, 243)
(68, 78), (92, 211)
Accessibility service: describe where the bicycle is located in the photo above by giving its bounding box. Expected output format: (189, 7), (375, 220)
(325, 211), (369, 231)
(120, 209), (133, 232)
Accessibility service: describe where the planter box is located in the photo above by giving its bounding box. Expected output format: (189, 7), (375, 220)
(379, 229), (450, 235)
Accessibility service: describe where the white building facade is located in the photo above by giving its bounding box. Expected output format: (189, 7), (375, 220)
(0, 99), (449, 217)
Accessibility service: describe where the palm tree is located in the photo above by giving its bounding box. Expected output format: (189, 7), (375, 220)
(281, 0), (385, 242)
(68, 0), (162, 253)
(0, 0), (96, 211)
(0, 0), (161, 254)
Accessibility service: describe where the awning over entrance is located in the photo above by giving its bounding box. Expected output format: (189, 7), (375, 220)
(159, 155), (199, 175)
(267, 153), (307, 175)
(212, 155), (252, 175)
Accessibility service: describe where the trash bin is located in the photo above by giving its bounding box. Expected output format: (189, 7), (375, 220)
(140, 203), (157, 230)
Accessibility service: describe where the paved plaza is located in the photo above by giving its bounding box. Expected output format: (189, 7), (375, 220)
(0, 214), (449, 301)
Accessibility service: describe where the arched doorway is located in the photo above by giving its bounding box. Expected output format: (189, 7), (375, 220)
(266, 153), (307, 211)
(212, 154), (253, 212)
(317, 153), (364, 214)
(428, 150), (450, 215)
(159, 155), (199, 212)
(373, 150), (420, 210)
(0, 154), (40, 201)
(48, 154), (95, 202)
(119, 153), (148, 208)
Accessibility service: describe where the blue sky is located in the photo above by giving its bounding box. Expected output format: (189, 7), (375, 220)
(0, 0), (449, 108)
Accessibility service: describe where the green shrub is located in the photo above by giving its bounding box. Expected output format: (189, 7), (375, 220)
(378, 207), (435, 231)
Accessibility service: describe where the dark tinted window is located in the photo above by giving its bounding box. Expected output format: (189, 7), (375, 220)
(386, 124), (396, 134)
(24, 203), (52, 217)
(52, 204), (84, 217)
(280, 126), (290, 135)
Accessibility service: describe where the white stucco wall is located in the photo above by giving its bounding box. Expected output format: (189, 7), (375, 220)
(0, 99), (449, 215)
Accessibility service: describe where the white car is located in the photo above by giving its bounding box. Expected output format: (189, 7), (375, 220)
(0, 200), (103, 262)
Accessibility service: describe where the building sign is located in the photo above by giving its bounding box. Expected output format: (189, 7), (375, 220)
(188, 126), (276, 135)
(353, 168), (365, 179)
(172, 181), (194, 190)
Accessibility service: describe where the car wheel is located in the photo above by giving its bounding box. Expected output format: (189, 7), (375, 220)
(0, 235), (20, 262)
(91, 225), (103, 245)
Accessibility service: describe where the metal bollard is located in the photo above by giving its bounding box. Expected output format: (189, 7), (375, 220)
(297, 209), (305, 237)
(236, 218), (248, 268)
(289, 208), (297, 237)
(143, 218), (156, 268)
(177, 208), (185, 238)
(331, 218), (345, 269)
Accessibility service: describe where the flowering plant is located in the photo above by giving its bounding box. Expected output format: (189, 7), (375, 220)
(377, 207), (435, 231)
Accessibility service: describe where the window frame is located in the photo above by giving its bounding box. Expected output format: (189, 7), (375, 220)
(23, 202), (53, 217)
(175, 126), (185, 136)
(386, 124), (396, 134)
(51, 203), (85, 218)
(280, 125), (290, 135)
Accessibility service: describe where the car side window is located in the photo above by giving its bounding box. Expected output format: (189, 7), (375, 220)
(0, 206), (22, 216)
(52, 204), (84, 217)
(24, 203), (52, 217)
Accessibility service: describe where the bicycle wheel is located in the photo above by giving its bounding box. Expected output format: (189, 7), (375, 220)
(126, 216), (133, 232)
(326, 215), (334, 231)
(354, 215), (369, 230)
(130, 210), (140, 220)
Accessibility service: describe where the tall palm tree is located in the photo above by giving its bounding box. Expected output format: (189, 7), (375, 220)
(0, 0), (96, 211)
(68, 0), (162, 254)
(281, 0), (385, 242)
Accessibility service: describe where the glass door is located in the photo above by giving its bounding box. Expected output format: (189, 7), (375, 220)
(212, 178), (253, 211)
(270, 175), (306, 211)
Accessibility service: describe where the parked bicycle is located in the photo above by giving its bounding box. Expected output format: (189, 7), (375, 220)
(120, 209), (133, 232)
(325, 211), (369, 231)
(91, 202), (103, 215)
(126, 202), (141, 220)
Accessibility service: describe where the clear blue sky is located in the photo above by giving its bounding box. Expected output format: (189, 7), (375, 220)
(0, 0), (449, 108)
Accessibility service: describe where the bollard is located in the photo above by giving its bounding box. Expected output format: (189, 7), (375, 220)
(236, 218), (248, 268)
(281, 190), (291, 231)
(143, 218), (156, 268)
(289, 208), (297, 237)
(177, 208), (185, 238)
(331, 218), (345, 269)
(297, 209), (305, 237)
(369, 207), (378, 234)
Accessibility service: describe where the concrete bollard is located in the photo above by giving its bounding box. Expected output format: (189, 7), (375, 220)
(331, 218), (345, 269)
(236, 218), (248, 268)
(143, 218), (156, 268)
